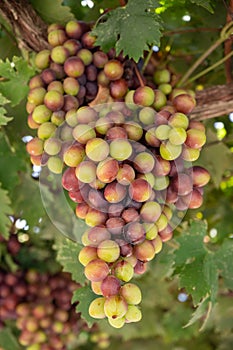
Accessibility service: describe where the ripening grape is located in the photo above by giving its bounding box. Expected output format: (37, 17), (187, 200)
(75, 160), (96, 183)
(100, 275), (121, 297)
(78, 246), (98, 266)
(104, 60), (124, 81)
(140, 201), (161, 223)
(133, 152), (155, 173)
(63, 143), (85, 167)
(120, 283), (142, 305)
(114, 260), (134, 282)
(134, 239), (156, 262)
(129, 178), (152, 202)
(84, 259), (109, 282)
(172, 93), (196, 114)
(96, 157), (119, 183)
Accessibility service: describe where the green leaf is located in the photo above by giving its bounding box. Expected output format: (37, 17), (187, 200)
(215, 239), (233, 290)
(0, 56), (35, 106)
(184, 296), (210, 328)
(55, 237), (86, 285)
(72, 285), (96, 327)
(189, 0), (214, 13)
(0, 327), (21, 350)
(0, 183), (12, 240)
(173, 220), (218, 306)
(92, 0), (163, 62)
(0, 93), (13, 126)
(30, 0), (74, 24)
(10, 172), (46, 227)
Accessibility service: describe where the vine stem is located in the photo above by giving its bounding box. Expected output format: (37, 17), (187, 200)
(224, 0), (233, 82)
(186, 50), (233, 84)
(134, 62), (145, 87)
(177, 21), (233, 87)
(142, 47), (153, 73)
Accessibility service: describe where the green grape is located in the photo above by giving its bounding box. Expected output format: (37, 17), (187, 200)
(143, 223), (158, 240)
(37, 122), (56, 140)
(139, 107), (156, 125)
(44, 138), (62, 155)
(125, 305), (142, 323)
(160, 141), (182, 160)
(73, 124), (96, 144)
(89, 297), (106, 319)
(156, 213), (168, 232)
(108, 316), (125, 328)
(104, 295), (128, 319)
(153, 175), (169, 191)
(109, 139), (133, 161)
(97, 240), (120, 263)
(155, 124), (171, 140)
(47, 156), (63, 174)
(168, 127), (187, 145)
(86, 138), (109, 162)
(32, 105), (52, 124)
(153, 68), (171, 84)
(168, 112), (189, 129)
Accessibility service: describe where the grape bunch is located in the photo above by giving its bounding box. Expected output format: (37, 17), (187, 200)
(25, 19), (211, 328)
(0, 268), (97, 349)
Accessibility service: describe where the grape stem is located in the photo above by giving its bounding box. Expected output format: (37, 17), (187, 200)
(185, 50), (233, 85)
(224, 0), (233, 83)
(134, 62), (145, 87)
(177, 21), (233, 87)
(142, 47), (153, 74)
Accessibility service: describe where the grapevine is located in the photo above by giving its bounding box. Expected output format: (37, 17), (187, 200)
(25, 18), (211, 329)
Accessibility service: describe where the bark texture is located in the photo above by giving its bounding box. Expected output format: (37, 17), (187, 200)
(0, 0), (49, 52)
(191, 84), (233, 120)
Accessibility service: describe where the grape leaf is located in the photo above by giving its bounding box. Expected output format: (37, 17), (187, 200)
(0, 56), (35, 106)
(0, 183), (13, 240)
(158, 0), (214, 13)
(215, 239), (233, 290)
(72, 285), (96, 327)
(189, 0), (214, 13)
(0, 94), (13, 126)
(173, 220), (218, 306)
(0, 132), (27, 192)
(55, 237), (86, 285)
(0, 327), (21, 350)
(30, 0), (74, 24)
(91, 0), (163, 62)
(184, 296), (210, 328)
